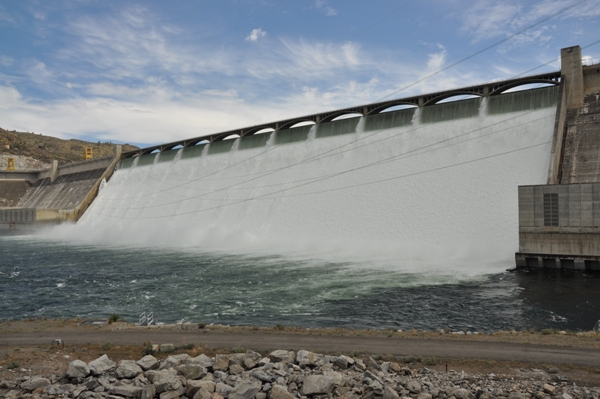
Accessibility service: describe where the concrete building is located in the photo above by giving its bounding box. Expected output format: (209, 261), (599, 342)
(515, 46), (600, 269)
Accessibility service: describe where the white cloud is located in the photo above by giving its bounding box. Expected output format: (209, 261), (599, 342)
(0, 55), (14, 67)
(314, 0), (338, 16)
(245, 28), (266, 42)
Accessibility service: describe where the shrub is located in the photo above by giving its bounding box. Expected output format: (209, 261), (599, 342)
(403, 355), (415, 364)
(186, 343), (195, 350)
(108, 314), (121, 324)
(102, 342), (112, 351)
(350, 350), (360, 357)
(541, 328), (554, 335)
(275, 324), (285, 330)
(6, 361), (19, 369)
(425, 357), (438, 366)
(372, 354), (383, 361)
(232, 346), (244, 353)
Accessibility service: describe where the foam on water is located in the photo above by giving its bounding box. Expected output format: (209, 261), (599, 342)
(48, 88), (559, 282)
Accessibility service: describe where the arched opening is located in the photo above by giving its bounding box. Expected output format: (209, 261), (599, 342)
(331, 112), (363, 121)
(436, 94), (481, 104)
(501, 82), (556, 93)
(379, 104), (418, 113)
(170, 144), (183, 150)
(195, 140), (209, 146)
(149, 149), (160, 154)
(252, 128), (275, 135)
(223, 134), (240, 140)
(289, 121), (315, 128)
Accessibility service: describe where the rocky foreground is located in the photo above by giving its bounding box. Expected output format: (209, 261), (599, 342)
(1, 348), (598, 399)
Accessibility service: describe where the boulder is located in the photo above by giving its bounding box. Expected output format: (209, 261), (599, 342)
(159, 343), (176, 353)
(270, 385), (296, 399)
(66, 359), (90, 378)
(216, 382), (235, 396)
(243, 351), (262, 369)
(146, 369), (183, 393)
(407, 381), (422, 394)
(452, 389), (475, 399)
(195, 387), (214, 399)
(161, 386), (186, 399)
(137, 355), (159, 371)
(543, 384), (556, 395)
(21, 377), (51, 391)
(252, 370), (274, 382)
(302, 375), (335, 395)
(159, 355), (182, 370)
(141, 385), (157, 399)
(188, 354), (214, 369)
(116, 360), (143, 379)
(177, 364), (208, 380)
(89, 354), (116, 375)
(229, 381), (262, 399)
(296, 350), (320, 367)
(110, 384), (143, 398)
(417, 393), (433, 399)
(230, 364), (245, 375)
(213, 355), (230, 371)
(269, 350), (295, 364)
(324, 370), (343, 386)
(334, 355), (354, 369)
(383, 386), (401, 399)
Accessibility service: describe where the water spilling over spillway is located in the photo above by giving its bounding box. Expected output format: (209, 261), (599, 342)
(55, 87), (559, 277)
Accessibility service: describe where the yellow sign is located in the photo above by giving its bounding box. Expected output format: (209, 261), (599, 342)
(6, 158), (15, 171)
(85, 147), (93, 160)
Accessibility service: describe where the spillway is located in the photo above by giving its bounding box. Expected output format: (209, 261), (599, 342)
(55, 87), (559, 275)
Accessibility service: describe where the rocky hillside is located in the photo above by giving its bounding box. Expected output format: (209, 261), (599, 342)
(0, 128), (138, 166)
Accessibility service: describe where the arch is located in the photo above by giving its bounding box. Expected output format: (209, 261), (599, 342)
(149, 149), (161, 154)
(223, 134), (240, 140)
(423, 91), (483, 106)
(194, 139), (210, 146)
(330, 112), (363, 121)
(490, 79), (560, 96)
(491, 81), (558, 95)
(243, 126), (274, 136)
(321, 111), (363, 123)
(277, 119), (316, 130)
(251, 128), (275, 135)
(436, 94), (481, 104)
(378, 104), (418, 113)
(367, 100), (419, 115)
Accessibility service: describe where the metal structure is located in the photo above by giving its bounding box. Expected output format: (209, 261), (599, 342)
(139, 311), (156, 326)
(84, 147), (93, 160)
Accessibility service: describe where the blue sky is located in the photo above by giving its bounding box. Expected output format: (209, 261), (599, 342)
(1, 0), (599, 147)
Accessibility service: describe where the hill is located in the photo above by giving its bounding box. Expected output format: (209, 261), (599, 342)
(0, 128), (139, 166)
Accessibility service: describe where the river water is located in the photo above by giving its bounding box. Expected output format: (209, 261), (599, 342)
(1, 235), (598, 331)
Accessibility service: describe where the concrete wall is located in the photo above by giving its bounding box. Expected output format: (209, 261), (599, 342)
(0, 208), (69, 233)
(0, 180), (30, 207)
(518, 183), (600, 256)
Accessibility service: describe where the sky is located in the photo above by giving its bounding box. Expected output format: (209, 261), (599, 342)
(1, 0), (599, 147)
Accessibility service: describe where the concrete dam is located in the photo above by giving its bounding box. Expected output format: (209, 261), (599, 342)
(1, 45), (599, 271)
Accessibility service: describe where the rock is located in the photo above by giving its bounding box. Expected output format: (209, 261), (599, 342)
(195, 387), (214, 399)
(302, 375), (335, 395)
(189, 354), (214, 369)
(384, 386), (401, 399)
(214, 355), (231, 371)
(256, 393), (267, 399)
(270, 350), (295, 364)
(160, 356), (183, 370)
(21, 377), (51, 391)
(138, 355), (159, 371)
(229, 380), (262, 399)
(141, 385), (157, 399)
(177, 364), (208, 380)
(216, 382), (235, 396)
(229, 364), (245, 375)
(160, 386), (186, 399)
(543, 384), (556, 395)
(146, 369), (183, 393)
(547, 367), (559, 374)
(89, 354), (116, 375)
(562, 394), (573, 399)
(271, 385), (296, 399)
(253, 370), (274, 382)
(243, 351), (262, 369)
(334, 355), (354, 369)
(160, 343), (176, 353)
(188, 380), (217, 397)
(66, 359), (90, 378)
(110, 384), (143, 398)
(452, 389), (475, 399)
(508, 393), (526, 399)
(417, 393), (433, 399)
(214, 370), (229, 380)
(324, 370), (343, 386)
(116, 360), (143, 379)
(296, 350), (320, 367)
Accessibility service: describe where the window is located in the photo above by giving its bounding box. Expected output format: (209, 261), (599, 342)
(544, 193), (559, 226)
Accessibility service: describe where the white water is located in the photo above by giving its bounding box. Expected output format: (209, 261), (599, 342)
(50, 90), (558, 278)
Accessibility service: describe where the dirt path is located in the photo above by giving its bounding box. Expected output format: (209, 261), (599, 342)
(2, 327), (599, 368)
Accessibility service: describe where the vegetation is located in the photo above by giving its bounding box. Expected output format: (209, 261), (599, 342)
(0, 127), (138, 166)
(108, 313), (122, 324)
(102, 342), (112, 351)
(6, 361), (19, 369)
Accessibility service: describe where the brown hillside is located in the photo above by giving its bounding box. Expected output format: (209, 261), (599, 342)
(0, 128), (138, 165)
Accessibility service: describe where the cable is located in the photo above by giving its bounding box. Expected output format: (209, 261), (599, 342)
(376, 0), (587, 102)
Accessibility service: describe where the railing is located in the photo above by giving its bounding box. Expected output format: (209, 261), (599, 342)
(594, 320), (600, 332)
(139, 311), (156, 326)
(582, 57), (600, 67)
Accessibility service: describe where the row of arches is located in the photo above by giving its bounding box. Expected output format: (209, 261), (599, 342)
(126, 72), (561, 158)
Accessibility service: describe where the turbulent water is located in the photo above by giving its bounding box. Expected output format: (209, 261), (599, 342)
(5, 86), (595, 331)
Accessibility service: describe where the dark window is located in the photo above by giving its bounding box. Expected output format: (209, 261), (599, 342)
(544, 193), (559, 226)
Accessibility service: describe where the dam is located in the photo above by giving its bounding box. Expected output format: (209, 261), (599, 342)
(1, 46), (599, 271)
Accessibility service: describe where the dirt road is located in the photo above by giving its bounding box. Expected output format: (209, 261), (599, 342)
(1, 327), (598, 368)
